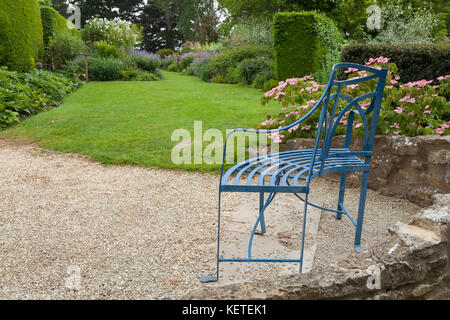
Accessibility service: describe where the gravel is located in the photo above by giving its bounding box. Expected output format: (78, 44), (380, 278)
(0, 139), (419, 299)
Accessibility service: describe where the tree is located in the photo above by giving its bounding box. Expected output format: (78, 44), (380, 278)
(194, 13), (219, 43)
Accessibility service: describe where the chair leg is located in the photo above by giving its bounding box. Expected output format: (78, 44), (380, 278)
(255, 192), (267, 235)
(336, 172), (347, 220)
(354, 171), (369, 252)
(299, 194), (309, 273)
(200, 191), (222, 283)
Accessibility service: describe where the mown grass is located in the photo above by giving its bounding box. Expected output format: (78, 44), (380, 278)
(1, 71), (280, 172)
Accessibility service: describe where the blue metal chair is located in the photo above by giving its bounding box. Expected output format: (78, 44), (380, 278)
(201, 63), (388, 283)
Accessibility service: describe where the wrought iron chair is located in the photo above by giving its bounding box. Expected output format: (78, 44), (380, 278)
(201, 63), (388, 283)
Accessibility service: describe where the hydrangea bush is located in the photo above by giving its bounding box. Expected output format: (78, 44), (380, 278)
(258, 57), (450, 143)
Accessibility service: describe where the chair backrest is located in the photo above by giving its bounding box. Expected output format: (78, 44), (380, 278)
(311, 63), (388, 164)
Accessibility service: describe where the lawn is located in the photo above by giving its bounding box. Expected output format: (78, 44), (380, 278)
(0, 71), (280, 171)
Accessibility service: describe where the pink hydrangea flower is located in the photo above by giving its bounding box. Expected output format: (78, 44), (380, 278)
(301, 125), (311, 131)
(345, 67), (358, 74)
(394, 107), (404, 114)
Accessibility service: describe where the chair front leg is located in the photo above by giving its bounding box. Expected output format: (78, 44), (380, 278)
(255, 192), (267, 235)
(336, 172), (347, 220)
(354, 171), (369, 252)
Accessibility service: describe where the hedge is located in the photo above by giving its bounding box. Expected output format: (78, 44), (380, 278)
(40, 6), (80, 47)
(340, 43), (450, 83)
(273, 11), (343, 83)
(0, 0), (43, 71)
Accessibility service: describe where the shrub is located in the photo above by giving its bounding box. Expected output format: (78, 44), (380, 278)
(236, 58), (273, 85)
(197, 61), (215, 82)
(88, 57), (123, 81)
(371, 2), (441, 44)
(134, 71), (161, 81)
(182, 66), (194, 76)
(48, 32), (87, 69)
(40, 6), (80, 47)
(161, 54), (177, 70)
(129, 50), (161, 73)
(340, 43), (450, 84)
(121, 68), (139, 81)
(167, 63), (178, 72)
(263, 79), (279, 92)
(178, 53), (195, 71)
(192, 51), (220, 76)
(230, 16), (273, 46)
(258, 57), (450, 143)
(181, 41), (223, 53)
(0, 0), (43, 71)
(193, 45), (272, 82)
(156, 48), (176, 59)
(93, 41), (121, 59)
(82, 17), (143, 51)
(252, 70), (276, 89)
(273, 11), (343, 83)
(213, 45), (272, 71)
(0, 66), (80, 128)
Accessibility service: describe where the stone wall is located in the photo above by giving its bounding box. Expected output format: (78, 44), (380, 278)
(284, 135), (450, 207)
(188, 194), (450, 300)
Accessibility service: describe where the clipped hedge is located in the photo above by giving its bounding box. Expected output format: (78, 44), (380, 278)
(0, 0), (43, 71)
(40, 6), (80, 47)
(273, 11), (343, 83)
(340, 43), (450, 83)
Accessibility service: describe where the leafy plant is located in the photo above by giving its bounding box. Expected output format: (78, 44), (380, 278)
(48, 32), (87, 70)
(93, 41), (121, 59)
(0, 67), (80, 128)
(88, 57), (123, 81)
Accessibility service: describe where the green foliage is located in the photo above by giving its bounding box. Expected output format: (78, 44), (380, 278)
(0, 66), (80, 128)
(134, 71), (162, 81)
(284, 0), (343, 12)
(341, 43), (450, 83)
(258, 58), (450, 142)
(129, 50), (161, 73)
(82, 17), (143, 51)
(328, 0), (374, 40)
(178, 54), (195, 71)
(93, 41), (121, 59)
(48, 32), (87, 69)
(156, 48), (176, 58)
(236, 58), (274, 85)
(167, 63), (178, 72)
(229, 16), (273, 46)
(88, 57), (123, 81)
(371, 2), (441, 44)
(40, 6), (80, 47)
(212, 45), (273, 71)
(263, 79), (279, 92)
(0, 0), (44, 71)
(252, 69), (277, 89)
(217, 0), (284, 19)
(273, 11), (343, 83)
(121, 68), (161, 81)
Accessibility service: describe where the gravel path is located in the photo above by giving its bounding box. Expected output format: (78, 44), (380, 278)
(0, 139), (419, 299)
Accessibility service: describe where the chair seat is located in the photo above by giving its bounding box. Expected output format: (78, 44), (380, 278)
(220, 148), (369, 193)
